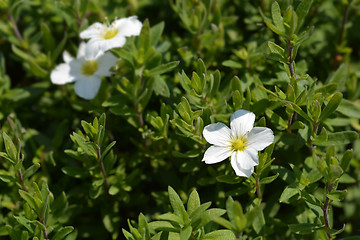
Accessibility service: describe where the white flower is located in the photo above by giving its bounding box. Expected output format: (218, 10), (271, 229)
(79, 16), (142, 54)
(202, 110), (274, 177)
(50, 42), (118, 100)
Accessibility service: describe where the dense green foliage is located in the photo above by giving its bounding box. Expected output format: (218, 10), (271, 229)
(0, 0), (360, 239)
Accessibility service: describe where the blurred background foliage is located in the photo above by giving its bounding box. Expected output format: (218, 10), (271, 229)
(0, 0), (360, 239)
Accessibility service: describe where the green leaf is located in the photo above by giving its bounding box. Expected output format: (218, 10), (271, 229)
(312, 131), (358, 146)
(290, 121), (305, 130)
(313, 127), (328, 143)
(191, 72), (205, 95)
(158, 212), (183, 223)
(187, 190), (200, 215)
(300, 191), (323, 217)
(153, 77), (170, 98)
(271, 1), (285, 33)
(168, 186), (188, 222)
(216, 175), (242, 184)
(52, 226), (74, 240)
(138, 213), (151, 239)
(233, 201), (246, 230)
(268, 41), (285, 56)
(72, 133), (97, 158)
(264, 19), (286, 37)
(284, 101), (313, 123)
(2, 132), (17, 162)
(179, 225), (192, 240)
(202, 230), (236, 240)
(18, 190), (40, 215)
(101, 141), (116, 159)
(178, 71), (192, 92)
(209, 70), (221, 97)
(315, 83), (338, 96)
(327, 190), (347, 202)
(138, 19), (150, 55)
(279, 182), (301, 203)
(268, 52), (288, 64)
(295, 0), (313, 32)
(150, 21), (165, 46)
(222, 60), (242, 69)
(189, 202), (212, 225)
(23, 163), (40, 179)
(148, 61), (179, 77)
(0, 173), (16, 183)
(212, 217), (234, 231)
(260, 173), (279, 185)
(311, 100), (321, 121)
(337, 99), (360, 119)
(61, 167), (89, 178)
(340, 150), (353, 171)
(328, 63), (348, 91)
(329, 164), (343, 182)
(318, 92), (342, 123)
(288, 223), (323, 234)
(81, 120), (97, 140)
(41, 22), (55, 52)
(14, 216), (34, 233)
(247, 202), (265, 233)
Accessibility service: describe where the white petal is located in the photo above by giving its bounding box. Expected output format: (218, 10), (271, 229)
(77, 42), (88, 59)
(69, 59), (83, 77)
(80, 22), (104, 39)
(85, 37), (126, 57)
(74, 76), (101, 100)
(232, 150), (258, 170)
(95, 52), (118, 76)
(50, 63), (75, 84)
(202, 145), (231, 164)
(114, 16), (143, 37)
(230, 110), (255, 137)
(203, 122), (232, 147)
(247, 127), (274, 151)
(63, 51), (73, 63)
(230, 153), (254, 177)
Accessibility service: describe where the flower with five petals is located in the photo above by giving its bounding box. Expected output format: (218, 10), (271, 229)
(50, 42), (118, 100)
(79, 16), (142, 54)
(202, 110), (274, 177)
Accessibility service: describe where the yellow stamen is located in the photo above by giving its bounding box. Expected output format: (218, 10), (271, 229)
(230, 136), (248, 152)
(102, 28), (118, 40)
(81, 60), (98, 76)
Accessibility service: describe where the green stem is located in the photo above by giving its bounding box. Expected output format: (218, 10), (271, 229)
(323, 183), (334, 239)
(287, 40), (295, 78)
(285, 40), (297, 133)
(256, 177), (262, 199)
(96, 145), (110, 192)
(338, 2), (351, 47)
(40, 218), (49, 240)
(9, 14), (23, 43)
(333, 2), (351, 67)
(17, 169), (28, 192)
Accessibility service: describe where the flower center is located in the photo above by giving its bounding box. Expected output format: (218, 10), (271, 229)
(102, 28), (118, 40)
(230, 136), (248, 152)
(81, 60), (98, 76)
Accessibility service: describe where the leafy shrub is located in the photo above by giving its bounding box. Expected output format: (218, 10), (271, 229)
(0, 0), (359, 239)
